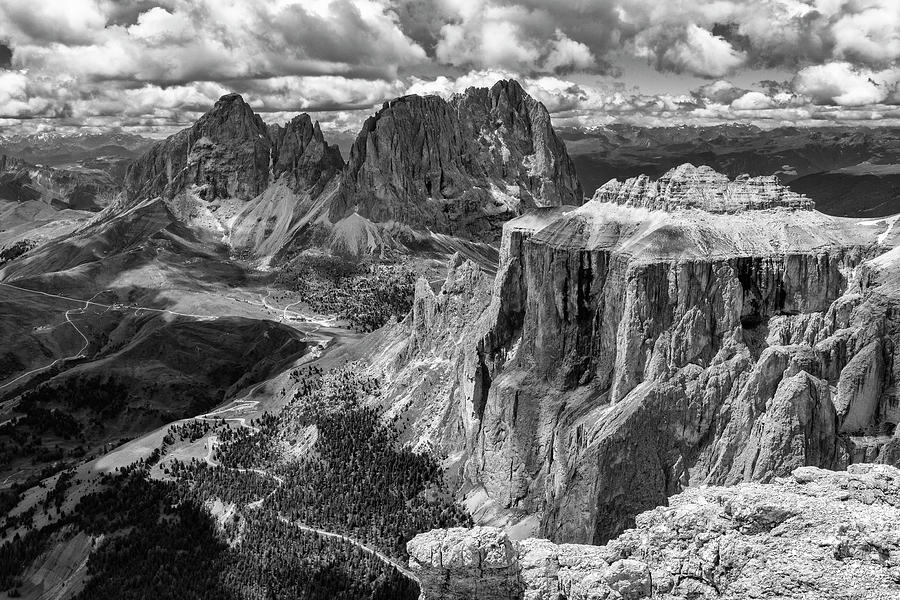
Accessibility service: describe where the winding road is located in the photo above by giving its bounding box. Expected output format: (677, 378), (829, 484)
(278, 516), (420, 583)
(0, 282), (220, 320)
(0, 281), (222, 391)
(0, 292), (98, 391)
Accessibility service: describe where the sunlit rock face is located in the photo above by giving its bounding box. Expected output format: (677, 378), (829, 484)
(594, 163), (815, 212)
(330, 79), (583, 240)
(409, 464), (900, 600)
(375, 166), (900, 545)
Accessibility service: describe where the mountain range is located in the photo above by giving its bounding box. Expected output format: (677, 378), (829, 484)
(1, 80), (900, 600)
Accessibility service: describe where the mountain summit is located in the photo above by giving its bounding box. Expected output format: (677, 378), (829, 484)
(124, 94), (343, 203)
(332, 79), (582, 239)
(122, 80), (582, 255)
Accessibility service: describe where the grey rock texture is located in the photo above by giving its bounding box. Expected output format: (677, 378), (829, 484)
(123, 81), (580, 255)
(408, 464), (900, 600)
(373, 167), (900, 546)
(594, 163), (815, 212)
(124, 94), (343, 202)
(330, 80), (583, 240)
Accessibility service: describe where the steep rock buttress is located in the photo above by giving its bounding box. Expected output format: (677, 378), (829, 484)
(372, 164), (900, 545)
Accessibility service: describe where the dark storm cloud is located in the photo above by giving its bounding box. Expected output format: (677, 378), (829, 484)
(0, 44), (12, 68)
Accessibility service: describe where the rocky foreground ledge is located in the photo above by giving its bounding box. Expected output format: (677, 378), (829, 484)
(408, 464), (900, 599)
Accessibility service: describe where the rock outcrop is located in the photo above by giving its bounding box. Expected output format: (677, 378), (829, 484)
(124, 94), (344, 203)
(330, 80), (583, 240)
(374, 165), (900, 546)
(594, 163), (815, 212)
(408, 464), (900, 600)
(124, 81), (581, 255)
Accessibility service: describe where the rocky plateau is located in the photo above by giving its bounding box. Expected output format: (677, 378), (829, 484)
(373, 163), (900, 550)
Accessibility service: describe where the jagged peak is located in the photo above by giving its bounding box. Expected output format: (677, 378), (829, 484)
(125, 93), (340, 202)
(214, 92), (246, 105)
(488, 78), (527, 104)
(204, 93), (258, 120)
(332, 78), (581, 233)
(592, 163), (815, 213)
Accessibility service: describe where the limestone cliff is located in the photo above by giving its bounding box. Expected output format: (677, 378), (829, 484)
(330, 80), (583, 240)
(594, 163), (814, 212)
(408, 464), (900, 600)
(373, 165), (900, 545)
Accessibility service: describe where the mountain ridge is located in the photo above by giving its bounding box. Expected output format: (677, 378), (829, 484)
(123, 80), (582, 257)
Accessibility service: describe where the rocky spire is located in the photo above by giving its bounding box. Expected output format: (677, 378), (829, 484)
(269, 115), (344, 195)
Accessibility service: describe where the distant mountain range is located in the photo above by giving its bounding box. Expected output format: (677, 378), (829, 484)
(3, 81), (900, 600)
(0, 132), (153, 166)
(560, 124), (900, 216)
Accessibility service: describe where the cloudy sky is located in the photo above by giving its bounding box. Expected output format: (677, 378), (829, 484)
(1, 0), (899, 136)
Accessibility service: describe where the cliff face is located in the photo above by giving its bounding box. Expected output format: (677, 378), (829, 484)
(408, 464), (900, 600)
(374, 165), (900, 545)
(124, 94), (343, 203)
(330, 80), (583, 240)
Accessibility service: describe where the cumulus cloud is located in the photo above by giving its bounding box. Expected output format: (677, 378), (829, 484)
(793, 61), (898, 106)
(634, 24), (747, 78)
(0, 0), (898, 133)
(543, 31), (596, 74)
(0, 0), (427, 82)
(731, 91), (774, 110)
(432, 3), (600, 74)
(396, 0), (900, 77)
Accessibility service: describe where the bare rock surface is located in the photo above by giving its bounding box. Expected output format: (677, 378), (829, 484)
(125, 94), (344, 203)
(408, 464), (900, 600)
(330, 80), (582, 240)
(373, 167), (900, 547)
(124, 81), (580, 255)
(594, 163), (814, 213)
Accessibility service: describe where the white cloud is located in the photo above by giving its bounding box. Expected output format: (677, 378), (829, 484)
(0, 0), (107, 45)
(793, 62), (895, 106)
(0, 0), (899, 132)
(1, 0), (428, 82)
(543, 31), (596, 73)
(635, 24), (747, 78)
(731, 91), (774, 110)
(831, 1), (900, 64)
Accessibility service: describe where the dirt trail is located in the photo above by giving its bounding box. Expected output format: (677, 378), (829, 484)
(204, 420), (421, 589)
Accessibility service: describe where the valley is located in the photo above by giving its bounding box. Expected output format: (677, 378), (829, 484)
(1, 79), (900, 600)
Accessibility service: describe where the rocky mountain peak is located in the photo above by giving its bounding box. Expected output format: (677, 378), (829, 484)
(269, 113), (344, 194)
(594, 163), (815, 213)
(125, 94), (342, 203)
(329, 79), (582, 240)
